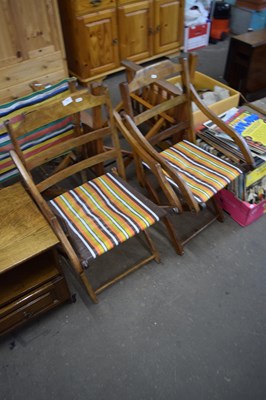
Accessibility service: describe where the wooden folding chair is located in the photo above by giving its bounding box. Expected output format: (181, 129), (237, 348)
(119, 54), (255, 172)
(5, 85), (165, 304)
(114, 56), (255, 255)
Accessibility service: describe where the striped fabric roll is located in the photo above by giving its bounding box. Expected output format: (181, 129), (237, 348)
(0, 79), (74, 183)
(49, 172), (164, 266)
(161, 140), (242, 203)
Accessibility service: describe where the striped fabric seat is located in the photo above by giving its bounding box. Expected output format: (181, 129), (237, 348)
(0, 79), (74, 183)
(160, 140), (242, 203)
(49, 172), (163, 266)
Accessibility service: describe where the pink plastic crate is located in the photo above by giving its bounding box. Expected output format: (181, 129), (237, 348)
(216, 189), (266, 227)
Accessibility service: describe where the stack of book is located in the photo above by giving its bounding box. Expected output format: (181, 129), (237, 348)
(196, 106), (266, 204)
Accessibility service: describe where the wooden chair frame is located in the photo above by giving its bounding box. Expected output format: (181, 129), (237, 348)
(115, 56), (255, 254)
(119, 55), (255, 171)
(114, 107), (243, 255)
(5, 85), (163, 304)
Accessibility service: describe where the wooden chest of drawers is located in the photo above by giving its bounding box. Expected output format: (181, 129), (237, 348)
(0, 183), (71, 336)
(224, 29), (266, 101)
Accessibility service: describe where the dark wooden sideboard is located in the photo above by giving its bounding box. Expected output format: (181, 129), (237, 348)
(224, 29), (266, 101)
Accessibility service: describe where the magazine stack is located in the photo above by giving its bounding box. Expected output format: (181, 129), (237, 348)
(196, 105), (266, 226)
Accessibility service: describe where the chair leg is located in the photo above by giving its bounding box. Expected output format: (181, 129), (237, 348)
(94, 230), (160, 295)
(162, 215), (185, 256)
(211, 196), (224, 223)
(142, 230), (160, 263)
(143, 177), (185, 255)
(80, 271), (98, 304)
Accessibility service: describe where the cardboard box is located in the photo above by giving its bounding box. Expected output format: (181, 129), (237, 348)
(184, 23), (211, 52)
(216, 189), (266, 226)
(168, 71), (240, 127)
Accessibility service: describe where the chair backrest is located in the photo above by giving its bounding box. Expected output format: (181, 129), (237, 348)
(119, 56), (255, 170)
(120, 56), (196, 146)
(0, 78), (77, 184)
(6, 85), (125, 195)
(114, 110), (198, 213)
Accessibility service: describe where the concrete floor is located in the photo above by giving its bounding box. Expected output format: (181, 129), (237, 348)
(1, 39), (266, 400)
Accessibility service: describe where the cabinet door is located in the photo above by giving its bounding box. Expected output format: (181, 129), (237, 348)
(78, 8), (120, 77)
(154, 0), (181, 55)
(10, 0), (63, 60)
(0, 0), (22, 66)
(118, 1), (153, 61)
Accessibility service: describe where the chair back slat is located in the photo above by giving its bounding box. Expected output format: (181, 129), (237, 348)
(134, 94), (188, 126)
(36, 148), (118, 193)
(7, 90), (108, 139)
(27, 127), (110, 170)
(6, 85), (126, 193)
(128, 60), (182, 92)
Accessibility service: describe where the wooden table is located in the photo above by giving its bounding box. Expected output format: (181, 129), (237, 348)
(224, 29), (266, 101)
(0, 182), (71, 335)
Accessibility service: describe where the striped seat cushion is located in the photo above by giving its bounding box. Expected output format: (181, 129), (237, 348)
(49, 172), (165, 266)
(160, 140), (242, 203)
(0, 79), (74, 183)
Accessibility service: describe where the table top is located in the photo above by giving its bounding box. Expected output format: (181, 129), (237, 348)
(0, 182), (59, 273)
(233, 29), (266, 46)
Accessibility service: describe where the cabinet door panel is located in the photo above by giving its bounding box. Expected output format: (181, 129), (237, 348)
(0, 0), (22, 66)
(10, 0), (60, 59)
(79, 8), (119, 77)
(154, 0), (181, 54)
(118, 1), (153, 61)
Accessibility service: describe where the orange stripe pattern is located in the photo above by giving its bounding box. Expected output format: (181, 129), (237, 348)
(160, 140), (242, 203)
(50, 173), (161, 265)
(0, 79), (73, 183)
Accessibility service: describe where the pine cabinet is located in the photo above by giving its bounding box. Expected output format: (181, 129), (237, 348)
(154, 0), (183, 55)
(0, 0), (68, 102)
(58, 0), (184, 83)
(117, 1), (153, 61)
(76, 7), (120, 78)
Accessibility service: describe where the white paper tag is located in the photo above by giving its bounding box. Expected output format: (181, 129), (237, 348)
(62, 96), (73, 106)
(75, 97), (83, 103)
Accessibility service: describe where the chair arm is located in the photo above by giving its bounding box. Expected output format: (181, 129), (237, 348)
(190, 84), (256, 170)
(114, 111), (200, 213)
(9, 149), (83, 274)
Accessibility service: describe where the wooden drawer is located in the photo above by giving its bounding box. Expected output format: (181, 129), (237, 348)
(0, 277), (69, 335)
(71, 0), (116, 15)
(117, 0), (137, 4)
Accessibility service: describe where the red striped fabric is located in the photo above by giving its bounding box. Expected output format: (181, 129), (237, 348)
(160, 140), (242, 203)
(0, 79), (73, 183)
(49, 172), (164, 266)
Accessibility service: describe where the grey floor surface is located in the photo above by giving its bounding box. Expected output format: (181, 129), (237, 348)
(1, 39), (266, 400)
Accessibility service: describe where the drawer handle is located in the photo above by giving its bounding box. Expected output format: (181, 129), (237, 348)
(90, 0), (102, 6)
(23, 311), (33, 319)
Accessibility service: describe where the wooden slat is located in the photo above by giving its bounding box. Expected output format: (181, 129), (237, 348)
(27, 127), (110, 170)
(134, 94), (187, 125)
(37, 149), (118, 192)
(0, 51), (65, 91)
(0, 70), (68, 102)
